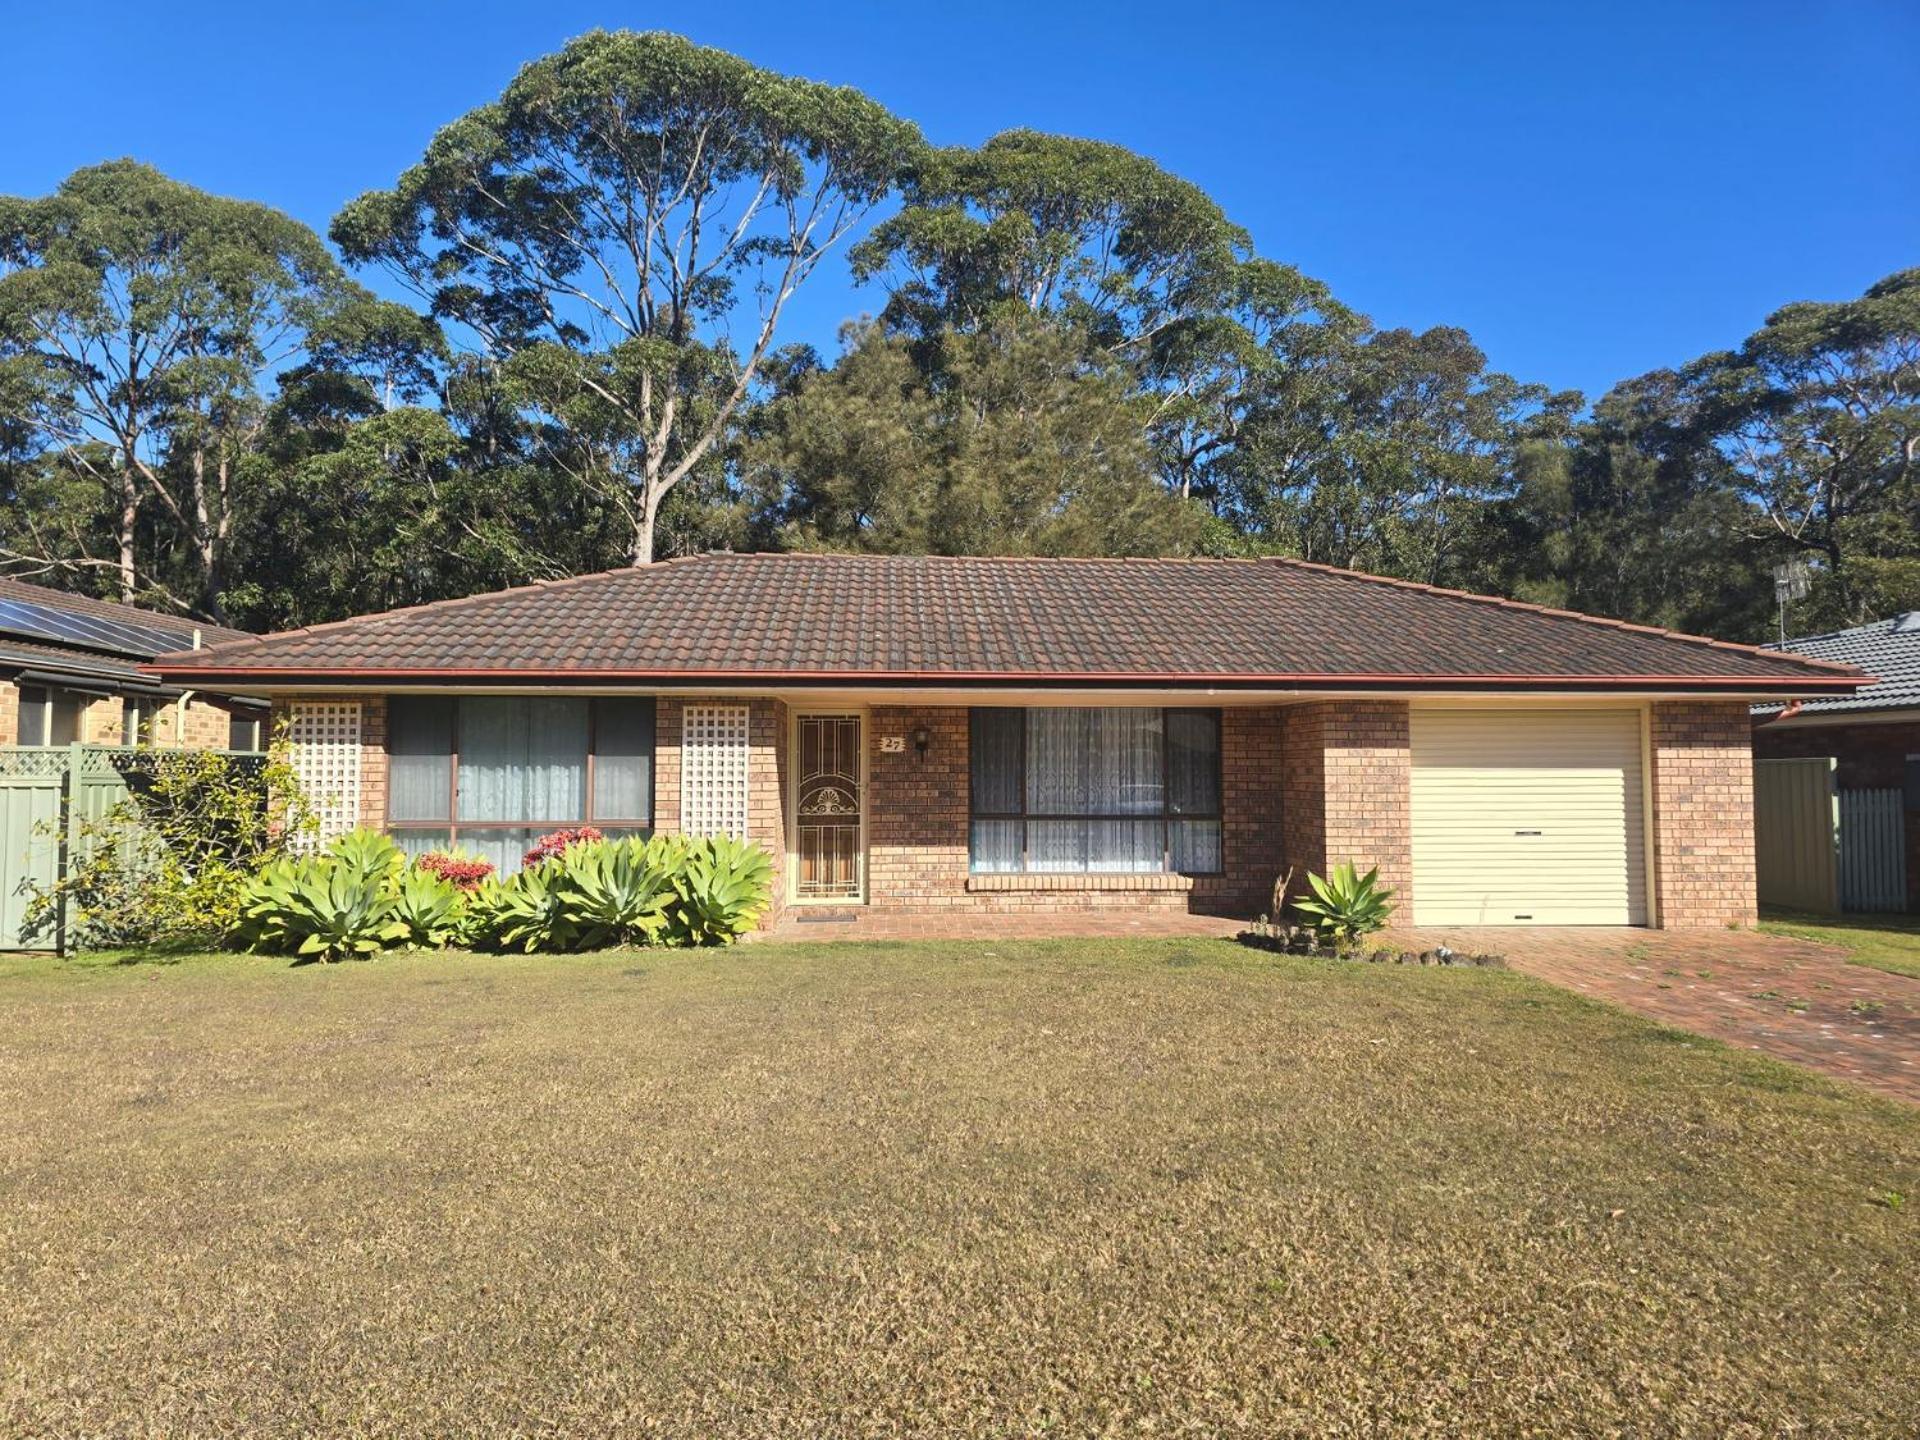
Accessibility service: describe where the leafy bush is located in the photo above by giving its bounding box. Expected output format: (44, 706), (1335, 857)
(233, 828), (776, 961)
(24, 743), (315, 951)
(460, 833), (776, 953)
(468, 862), (576, 954)
(1290, 863), (1394, 949)
(236, 839), (408, 963)
(673, 834), (776, 944)
(555, 836), (675, 948)
(389, 866), (469, 949)
(413, 850), (495, 891)
(523, 826), (603, 868)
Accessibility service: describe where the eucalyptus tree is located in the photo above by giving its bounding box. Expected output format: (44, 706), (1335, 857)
(333, 29), (923, 565)
(745, 316), (1198, 557)
(850, 128), (1245, 355)
(0, 160), (434, 617)
(1685, 267), (1920, 627)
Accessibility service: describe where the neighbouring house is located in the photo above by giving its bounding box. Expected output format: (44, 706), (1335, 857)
(0, 577), (268, 751)
(145, 553), (1864, 930)
(1753, 612), (1918, 913)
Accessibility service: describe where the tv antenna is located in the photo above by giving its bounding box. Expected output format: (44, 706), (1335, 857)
(1772, 559), (1810, 642)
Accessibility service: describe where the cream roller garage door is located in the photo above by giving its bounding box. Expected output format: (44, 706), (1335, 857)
(1410, 708), (1648, 926)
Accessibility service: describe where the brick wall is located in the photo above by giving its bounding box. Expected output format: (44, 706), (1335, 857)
(1650, 700), (1757, 929)
(1199, 705), (1287, 914)
(859, 703), (1287, 917)
(1280, 700), (1413, 914)
(0, 678), (241, 751)
(867, 705), (971, 907)
(653, 696), (787, 925)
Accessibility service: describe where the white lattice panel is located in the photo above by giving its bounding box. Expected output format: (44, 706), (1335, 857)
(681, 703), (750, 840)
(287, 701), (363, 848)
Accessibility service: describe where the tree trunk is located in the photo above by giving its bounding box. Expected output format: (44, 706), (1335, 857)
(116, 465), (138, 603)
(632, 490), (658, 566)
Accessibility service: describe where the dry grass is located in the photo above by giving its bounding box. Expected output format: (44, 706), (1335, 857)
(1, 939), (1915, 1437)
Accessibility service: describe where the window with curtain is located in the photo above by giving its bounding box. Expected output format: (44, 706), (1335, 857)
(969, 707), (1222, 875)
(386, 696), (655, 874)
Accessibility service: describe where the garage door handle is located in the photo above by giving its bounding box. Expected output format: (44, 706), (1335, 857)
(1515, 829), (1542, 836)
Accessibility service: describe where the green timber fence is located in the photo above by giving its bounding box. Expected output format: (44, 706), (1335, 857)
(0, 745), (266, 951)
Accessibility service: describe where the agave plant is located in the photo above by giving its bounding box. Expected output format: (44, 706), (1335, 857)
(388, 866), (468, 949)
(555, 836), (674, 948)
(672, 835), (774, 945)
(236, 852), (405, 962)
(328, 828), (407, 886)
(1291, 863), (1395, 950)
(472, 860), (579, 954)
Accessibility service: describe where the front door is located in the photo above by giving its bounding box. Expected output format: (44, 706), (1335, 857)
(796, 713), (863, 900)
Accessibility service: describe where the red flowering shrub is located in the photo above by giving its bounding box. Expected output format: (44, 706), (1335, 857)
(414, 851), (495, 892)
(523, 826), (604, 867)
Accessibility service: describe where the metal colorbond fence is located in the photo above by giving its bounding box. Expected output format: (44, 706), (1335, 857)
(1839, 787), (1908, 913)
(0, 745), (265, 951)
(1753, 758), (1839, 913)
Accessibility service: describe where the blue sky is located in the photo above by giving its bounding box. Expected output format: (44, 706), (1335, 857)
(6, 1), (1914, 401)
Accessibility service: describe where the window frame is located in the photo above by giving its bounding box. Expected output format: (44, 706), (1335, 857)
(227, 713), (266, 752)
(17, 684), (84, 748)
(384, 695), (657, 849)
(968, 706), (1225, 877)
(121, 696), (163, 747)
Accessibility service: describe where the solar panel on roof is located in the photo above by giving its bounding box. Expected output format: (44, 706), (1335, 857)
(0, 597), (194, 659)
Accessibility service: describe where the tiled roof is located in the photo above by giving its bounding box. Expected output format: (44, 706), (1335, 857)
(1756, 612), (1920, 715)
(149, 553), (1864, 693)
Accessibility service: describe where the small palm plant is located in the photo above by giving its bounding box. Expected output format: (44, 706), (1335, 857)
(1291, 863), (1394, 950)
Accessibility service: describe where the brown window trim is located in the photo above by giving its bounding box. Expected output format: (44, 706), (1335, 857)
(385, 696), (654, 849)
(968, 706), (1225, 878)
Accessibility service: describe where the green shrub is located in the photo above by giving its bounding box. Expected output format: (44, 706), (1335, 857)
(554, 836), (675, 948)
(233, 829), (776, 960)
(468, 862), (577, 954)
(672, 834), (775, 944)
(1291, 863), (1394, 949)
(389, 866), (468, 950)
(24, 743), (314, 951)
(237, 849), (407, 963)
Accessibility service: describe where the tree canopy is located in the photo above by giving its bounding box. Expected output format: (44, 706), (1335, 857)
(0, 31), (1913, 638)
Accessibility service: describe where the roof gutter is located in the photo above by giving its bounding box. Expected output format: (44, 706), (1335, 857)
(141, 664), (1869, 694)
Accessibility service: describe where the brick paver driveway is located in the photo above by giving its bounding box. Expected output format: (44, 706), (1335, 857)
(1396, 925), (1920, 1104)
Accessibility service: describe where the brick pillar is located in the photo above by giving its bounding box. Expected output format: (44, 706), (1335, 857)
(1281, 700), (1413, 916)
(1197, 705), (1287, 915)
(867, 705), (970, 906)
(747, 697), (787, 923)
(1650, 700), (1756, 929)
(654, 696), (787, 924)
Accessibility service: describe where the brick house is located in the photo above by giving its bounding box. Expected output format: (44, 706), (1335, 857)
(146, 554), (1864, 931)
(0, 577), (267, 752)
(1754, 612), (1918, 910)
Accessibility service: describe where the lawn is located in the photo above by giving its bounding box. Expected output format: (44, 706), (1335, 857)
(1, 941), (1915, 1437)
(1762, 908), (1920, 980)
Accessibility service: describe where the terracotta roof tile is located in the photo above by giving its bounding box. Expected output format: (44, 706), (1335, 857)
(148, 553), (1865, 693)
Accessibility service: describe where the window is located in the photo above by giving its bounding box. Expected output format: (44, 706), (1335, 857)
(121, 697), (163, 746)
(16, 685), (83, 747)
(386, 696), (655, 873)
(227, 713), (266, 752)
(969, 707), (1222, 875)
